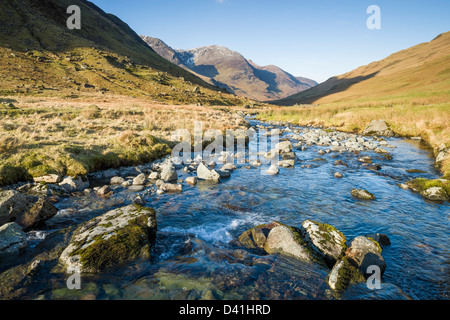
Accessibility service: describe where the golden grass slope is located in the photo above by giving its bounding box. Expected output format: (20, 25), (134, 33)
(274, 32), (450, 106)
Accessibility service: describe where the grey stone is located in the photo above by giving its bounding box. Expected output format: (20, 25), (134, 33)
(0, 222), (27, 257)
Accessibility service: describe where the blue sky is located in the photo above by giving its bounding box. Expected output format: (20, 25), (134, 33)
(89, 0), (450, 83)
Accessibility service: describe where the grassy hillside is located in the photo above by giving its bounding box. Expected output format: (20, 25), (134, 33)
(260, 32), (450, 177)
(274, 32), (450, 106)
(0, 0), (224, 91)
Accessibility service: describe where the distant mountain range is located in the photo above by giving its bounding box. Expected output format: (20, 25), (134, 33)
(141, 36), (317, 101)
(273, 31), (450, 106)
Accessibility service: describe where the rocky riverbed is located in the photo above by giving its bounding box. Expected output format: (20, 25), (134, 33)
(0, 118), (448, 300)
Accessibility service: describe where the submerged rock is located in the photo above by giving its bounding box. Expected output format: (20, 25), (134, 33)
(0, 190), (58, 230)
(59, 204), (157, 273)
(365, 233), (391, 247)
(159, 183), (182, 193)
(351, 189), (376, 200)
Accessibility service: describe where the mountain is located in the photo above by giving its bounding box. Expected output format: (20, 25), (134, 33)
(141, 36), (317, 101)
(0, 0), (252, 105)
(273, 32), (450, 106)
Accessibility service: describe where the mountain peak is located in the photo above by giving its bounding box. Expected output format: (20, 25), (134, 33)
(141, 35), (317, 101)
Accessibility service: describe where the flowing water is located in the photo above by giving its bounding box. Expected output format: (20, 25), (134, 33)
(11, 120), (449, 300)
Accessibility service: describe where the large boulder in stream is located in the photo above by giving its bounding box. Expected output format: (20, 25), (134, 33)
(300, 220), (347, 267)
(263, 225), (313, 262)
(59, 204), (157, 273)
(327, 236), (386, 293)
(0, 190), (58, 230)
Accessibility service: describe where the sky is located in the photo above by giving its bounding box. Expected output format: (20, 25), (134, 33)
(89, 0), (450, 83)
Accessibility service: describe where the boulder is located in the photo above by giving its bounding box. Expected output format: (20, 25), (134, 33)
(34, 174), (62, 184)
(148, 172), (160, 180)
(110, 176), (125, 185)
(421, 187), (449, 201)
(59, 176), (90, 193)
(275, 140), (292, 153)
(238, 222), (281, 250)
(132, 173), (147, 185)
(327, 257), (365, 293)
(334, 172), (343, 178)
(363, 120), (394, 137)
(217, 170), (231, 179)
(197, 163), (220, 182)
(96, 185), (112, 196)
(300, 220), (347, 266)
(185, 177), (198, 186)
(266, 164), (279, 175)
(0, 222), (27, 257)
(264, 225), (313, 262)
(358, 156), (372, 163)
(59, 204), (157, 273)
(221, 163), (237, 171)
(351, 189), (376, 200)
(159, 183), (182, 193)
(282, 152), (297, 160)
(160, 165), (178, 182)
(278, 160), (295, 168)
(0, 190), (58, 230)
(346, 236), (386, 278)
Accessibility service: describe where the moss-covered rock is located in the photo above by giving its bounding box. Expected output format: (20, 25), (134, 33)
(237, 221), (281, 250)
(59, 204), (157, 273)
(406, 178), (450, 201)
(351, 188), (376, 200)
(301, 219), (347, 267)
(263, 224), (314, 263)
(327, 257), (365, 294)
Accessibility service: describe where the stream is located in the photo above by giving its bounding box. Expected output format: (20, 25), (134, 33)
(13, 120), (450, 300)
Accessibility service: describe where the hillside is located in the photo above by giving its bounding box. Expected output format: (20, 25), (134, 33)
(0, 0), (252, 105)
(141, 36), (317, 101)
(274, 32), (450, 106)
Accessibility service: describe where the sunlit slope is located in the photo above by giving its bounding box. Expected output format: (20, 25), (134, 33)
(274, 32), (450, 106)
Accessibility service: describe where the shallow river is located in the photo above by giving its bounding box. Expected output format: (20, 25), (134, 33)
(21, 120), (450, 300)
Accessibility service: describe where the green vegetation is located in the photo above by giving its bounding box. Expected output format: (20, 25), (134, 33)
(406, 178), (450, 195)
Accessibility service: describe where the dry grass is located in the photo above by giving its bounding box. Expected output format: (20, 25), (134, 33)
(0, 94), (250, 186)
